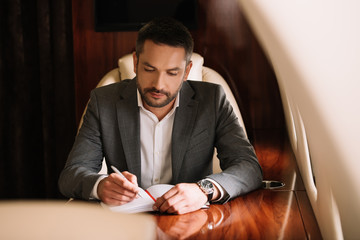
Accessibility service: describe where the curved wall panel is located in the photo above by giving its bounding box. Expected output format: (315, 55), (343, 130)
(238, 0), (360, 239)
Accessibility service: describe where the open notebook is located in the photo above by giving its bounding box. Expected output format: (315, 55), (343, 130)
(101, 184), (174, 213)
(101, 184), (210, 214)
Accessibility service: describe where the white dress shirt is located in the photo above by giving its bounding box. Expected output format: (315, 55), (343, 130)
(137, 90), (178, 189)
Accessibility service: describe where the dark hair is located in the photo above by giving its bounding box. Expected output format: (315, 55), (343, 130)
(136, 17), (194, 63)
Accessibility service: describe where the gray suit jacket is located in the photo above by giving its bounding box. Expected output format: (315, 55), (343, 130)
(59, 79), (263, 203)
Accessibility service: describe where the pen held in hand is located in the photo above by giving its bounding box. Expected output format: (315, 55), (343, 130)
(111, 165), (145, 198)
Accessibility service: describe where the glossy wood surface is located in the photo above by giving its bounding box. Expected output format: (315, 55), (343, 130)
(154, 130), (322, 239)
(155, 190), (304, 239)
(253, 129), (305, 191)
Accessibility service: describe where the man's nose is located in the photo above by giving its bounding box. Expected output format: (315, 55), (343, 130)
(152, 72), (166, 89)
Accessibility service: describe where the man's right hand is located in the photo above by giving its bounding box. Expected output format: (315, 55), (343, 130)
(97, 171), (139, 206)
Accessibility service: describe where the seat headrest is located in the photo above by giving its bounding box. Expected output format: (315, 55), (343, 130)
(188, 53), (204, 81)
(118, 54), (135, 80)
(118, 53), (204, 81)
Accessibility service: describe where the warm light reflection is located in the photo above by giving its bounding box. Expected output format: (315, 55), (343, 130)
(155, 202), (232, 239)
(279, 173), (296, 240)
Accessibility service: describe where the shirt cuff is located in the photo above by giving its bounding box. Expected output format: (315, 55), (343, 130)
(90, 175), (108, 200)
(205, 178), (227, 202)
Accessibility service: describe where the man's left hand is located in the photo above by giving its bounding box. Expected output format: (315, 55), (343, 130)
(153, 183), (211, 214)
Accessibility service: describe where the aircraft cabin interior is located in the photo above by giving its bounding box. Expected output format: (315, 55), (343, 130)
(0, 0), (359, 239)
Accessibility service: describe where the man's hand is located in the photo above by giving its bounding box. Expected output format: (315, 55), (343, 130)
(153, 183), (213, 214)
(97, 171), (139, 206)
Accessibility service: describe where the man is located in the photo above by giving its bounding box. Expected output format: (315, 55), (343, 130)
(59, 17), (262, 214)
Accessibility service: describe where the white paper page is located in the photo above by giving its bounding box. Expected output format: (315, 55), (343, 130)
(101, 184), (175, 213)
(101, 191), (154, 213)
(146, 184), (174, 199)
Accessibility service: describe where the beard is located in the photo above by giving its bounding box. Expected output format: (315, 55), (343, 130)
(136, 79), (183, 108)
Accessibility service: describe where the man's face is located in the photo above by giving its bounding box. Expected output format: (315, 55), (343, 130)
(133, 40), (192, 109)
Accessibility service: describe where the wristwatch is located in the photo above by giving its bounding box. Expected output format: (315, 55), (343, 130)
(197, 179), (214, 202)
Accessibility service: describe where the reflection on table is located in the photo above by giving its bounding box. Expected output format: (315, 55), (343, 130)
(154, 189), (321, 239)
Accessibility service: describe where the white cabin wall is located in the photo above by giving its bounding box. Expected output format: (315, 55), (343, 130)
(238, 0), (360, 239)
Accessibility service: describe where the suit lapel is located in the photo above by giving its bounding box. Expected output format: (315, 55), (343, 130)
(116, 80), (142, 183)
(171, 82), (198, 183)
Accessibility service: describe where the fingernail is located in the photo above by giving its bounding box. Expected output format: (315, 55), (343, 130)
(152, 205), (158, 211)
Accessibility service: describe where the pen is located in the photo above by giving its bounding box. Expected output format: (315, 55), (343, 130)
(110, 165), (145, 198)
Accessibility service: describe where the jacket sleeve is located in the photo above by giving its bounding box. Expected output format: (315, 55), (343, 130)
(207, 85), (263, 203)
(58, 90), (106, 199)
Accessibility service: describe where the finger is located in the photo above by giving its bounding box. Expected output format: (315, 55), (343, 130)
(165, 200), (188, 214)
(100, 177), (138, 202)
(107, 183), (137, 200)
(121, 171), (138, 186)
(155, 188), (184, 213)
(109, 173), (139, 195)
(99, 188), (136, 206)
(98, 176), (137, 205)
(161, 191), (196, 214)
(153, 187), (177, 210)
(101, 191), (135, 205)
(102, 195), (133, 206)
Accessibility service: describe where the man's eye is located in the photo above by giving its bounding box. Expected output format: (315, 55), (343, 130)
(144, 68), (154, 72)
(168, 72), (178, 76)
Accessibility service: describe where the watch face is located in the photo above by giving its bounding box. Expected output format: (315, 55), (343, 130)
(200, 180), (214, 194)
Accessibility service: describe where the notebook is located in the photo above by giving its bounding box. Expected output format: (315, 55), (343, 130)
(101, 184), (174, 213)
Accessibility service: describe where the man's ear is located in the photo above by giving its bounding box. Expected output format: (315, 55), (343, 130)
(183, 61), (193, 81)
(132, 52), (138, 74)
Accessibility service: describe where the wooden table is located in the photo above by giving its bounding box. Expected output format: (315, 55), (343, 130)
(154, 130), (322, 239)
(154, 189), (320, 239)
